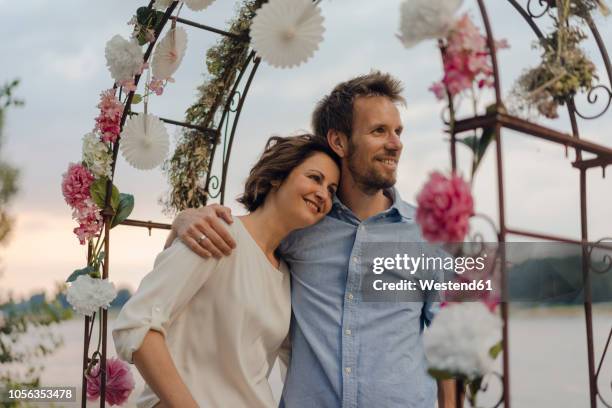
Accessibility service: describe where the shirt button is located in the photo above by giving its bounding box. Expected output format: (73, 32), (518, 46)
(347, 293), (354, 300)
(352, 256), (359, 263)
(345, 329), (352, 335)
(154, 306), (161, 312)
(345, 367), (352, 374)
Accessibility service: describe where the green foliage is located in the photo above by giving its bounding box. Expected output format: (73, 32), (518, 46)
(489, 341), (503, 359)
(132, 93), (143, 104)
(133, 7), (166, 45)
(161, 0), (264, 214)
(90, 177), (120, 211)
(0, 79), (23, 246)
(111, 193), (134, 228)
(458, 104), (496, 178)
(0, 287), (73, 395)
(427, 368), (456, 380)
(65, 266), (94, 283)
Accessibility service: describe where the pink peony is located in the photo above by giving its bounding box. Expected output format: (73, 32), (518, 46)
(72, 199), (103, 245)
(416, 171), (474, 243)
(86, 357), (135, 406)
(95, 89), (124, 144)
(431, 14), (509, 100)
(62, 163), (94, 208)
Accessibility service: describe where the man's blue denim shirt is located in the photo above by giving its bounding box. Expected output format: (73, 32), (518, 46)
(279, 188), (439, 408)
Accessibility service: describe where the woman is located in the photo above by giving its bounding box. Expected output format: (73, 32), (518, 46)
(113, 134), (340, 408)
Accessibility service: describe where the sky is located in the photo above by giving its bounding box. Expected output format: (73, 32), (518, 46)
(0, 0), (610, 298)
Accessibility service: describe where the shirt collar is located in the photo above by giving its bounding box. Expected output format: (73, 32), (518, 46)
(332, 186), (415, 221)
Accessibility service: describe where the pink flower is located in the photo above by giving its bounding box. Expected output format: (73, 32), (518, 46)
(86, 357), (135, 406)
(62, 163), (94, 208)
(429, 82), (447, 100)
(72, 199), (102, 245)
(416, 171), (474, 243)
(148, 77), (165, 96)
(430, 13), (509, 100)
(95, 89), (124, 144)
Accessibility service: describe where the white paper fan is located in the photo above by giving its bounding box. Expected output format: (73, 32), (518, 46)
(184, 0), (216, 11)
(120, 114), (169, 170)
(397, 0), (463, 48)
(152, 27), (188, 80)
(250, 0), (325, 69)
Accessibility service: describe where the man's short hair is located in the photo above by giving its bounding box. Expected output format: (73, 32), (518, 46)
(311, 71), (405, 142)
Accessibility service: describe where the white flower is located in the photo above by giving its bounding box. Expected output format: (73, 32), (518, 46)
(105, 35), (144, 85)
(66, 275), (117, 316)
(250, 0), (325, 68)
(424, 302), (501, 379)
(152, 27), (188, 80)
(183, 0), (215, 11)
(397, 0), (463, 48)
(120, 113), (170, 170)
(82, 132), (113, 178)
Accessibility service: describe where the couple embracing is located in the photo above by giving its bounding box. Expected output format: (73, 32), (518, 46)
(113, 71), (455, 408)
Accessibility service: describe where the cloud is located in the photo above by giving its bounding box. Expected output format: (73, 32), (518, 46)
(43, 47), (101, 81)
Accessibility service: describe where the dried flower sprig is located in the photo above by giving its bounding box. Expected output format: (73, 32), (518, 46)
(510, 20), (597, 118)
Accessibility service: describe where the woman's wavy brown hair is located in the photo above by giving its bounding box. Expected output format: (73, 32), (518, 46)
(237, 134), (340, 212)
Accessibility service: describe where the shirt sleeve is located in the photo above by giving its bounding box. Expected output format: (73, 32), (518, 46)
(277, 332), (292, 383)
(112, 240), (225, 363)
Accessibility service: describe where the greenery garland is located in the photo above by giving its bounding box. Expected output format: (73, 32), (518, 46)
(161, 0), (264, 214)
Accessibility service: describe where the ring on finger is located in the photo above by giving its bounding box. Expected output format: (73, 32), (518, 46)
(196, 234), (207, 244)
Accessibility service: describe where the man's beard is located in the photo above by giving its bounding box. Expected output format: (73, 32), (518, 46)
(346, 141), (396, 195)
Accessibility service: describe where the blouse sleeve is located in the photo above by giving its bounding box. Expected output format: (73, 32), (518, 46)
(112, 240), (226, 363)
(277, 332), (292, 383)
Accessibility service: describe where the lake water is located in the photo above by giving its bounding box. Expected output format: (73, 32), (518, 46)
(6, 306), (612, 407)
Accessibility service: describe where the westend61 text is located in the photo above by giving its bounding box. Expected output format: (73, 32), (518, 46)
(372, 279), (493, 291)
(372, 253), (486, 275)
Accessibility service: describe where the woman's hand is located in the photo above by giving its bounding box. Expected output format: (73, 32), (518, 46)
(134, 331), (199, 408)
(172, 204), (236, 259)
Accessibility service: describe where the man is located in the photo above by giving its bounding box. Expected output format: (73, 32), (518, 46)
(169, 72), (455, 407)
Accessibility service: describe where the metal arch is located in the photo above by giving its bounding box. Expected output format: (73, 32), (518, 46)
(82, 1), (612, 407)
(219, 57), (261, 205)
(203, 50), (259, 204)
(473, 3), (510, 407)
(444, 2), (612, 407)
(596, 327), (612, 408)
(86, 2), (180, 406)
(526, 0), (552, 18)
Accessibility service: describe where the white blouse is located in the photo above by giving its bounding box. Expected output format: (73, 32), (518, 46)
(112, 217), (291, 408)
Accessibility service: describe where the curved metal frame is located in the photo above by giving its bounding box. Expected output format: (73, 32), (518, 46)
(447, 1), (612, 407)
(80, 1), (612, 406)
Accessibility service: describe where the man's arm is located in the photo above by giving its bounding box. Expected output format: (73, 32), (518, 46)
(168, 204), (236, 258)
(437, 379), (457, 408)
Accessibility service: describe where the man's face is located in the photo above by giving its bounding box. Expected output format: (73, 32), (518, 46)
(345, 96), (403, 193)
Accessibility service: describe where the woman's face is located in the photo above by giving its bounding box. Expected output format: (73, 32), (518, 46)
(273, 152), (340, 228)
